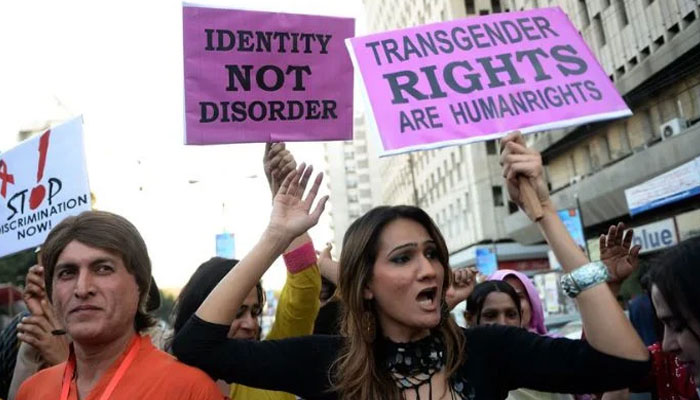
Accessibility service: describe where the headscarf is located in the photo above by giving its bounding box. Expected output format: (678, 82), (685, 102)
(489, 269), (547, 335)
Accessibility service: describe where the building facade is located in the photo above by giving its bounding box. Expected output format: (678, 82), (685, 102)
(324, 112), (383, 253)
(503, 0), (700, 267)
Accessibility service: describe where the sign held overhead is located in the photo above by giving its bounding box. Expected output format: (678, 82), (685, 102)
(347, 7), (632, 156)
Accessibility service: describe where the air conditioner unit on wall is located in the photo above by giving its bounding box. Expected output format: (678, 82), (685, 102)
(660, 118), (688, 140)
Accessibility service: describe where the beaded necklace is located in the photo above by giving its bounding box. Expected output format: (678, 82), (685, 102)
(381, 334), (475, 400)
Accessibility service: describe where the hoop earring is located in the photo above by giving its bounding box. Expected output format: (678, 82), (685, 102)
(440, 299), (450, 325)
(362, 310), (376, 343)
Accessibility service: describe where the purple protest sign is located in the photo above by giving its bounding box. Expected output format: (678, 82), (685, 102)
(347, 7), (631, 156)
(183, 5), (354, 145)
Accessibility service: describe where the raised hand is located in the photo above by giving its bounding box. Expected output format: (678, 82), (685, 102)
(17, 299), (69, 366)
(267, 163), (328, 244)
(317, 242), (339, 284)
(23, 265), (46, 316)
(600, 222), (641, 286)
(264, 142), (297, 199)
(445, 267), (477, 310)
(499, 132), (551, 220)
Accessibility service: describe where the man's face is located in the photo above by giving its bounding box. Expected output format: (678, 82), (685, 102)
(52, 240), (140, 345)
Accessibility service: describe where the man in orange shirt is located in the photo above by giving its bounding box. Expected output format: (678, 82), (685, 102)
(17, 210), (224, 400)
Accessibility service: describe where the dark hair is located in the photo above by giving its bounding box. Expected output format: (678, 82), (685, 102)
(333, 205), (465, 400)
(172, 257), (263, 334)
(647, 236), (700, 334)
(41, 210), (155, 332)
(466, 280), (521, 325)
(320, 276), (337, 303)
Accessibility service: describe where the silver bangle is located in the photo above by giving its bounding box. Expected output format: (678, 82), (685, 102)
(560, 261), (609, 298)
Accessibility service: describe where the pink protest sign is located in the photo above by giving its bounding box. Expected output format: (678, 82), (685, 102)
(183, 5), (355, 145)
(347, 7), (631, 156)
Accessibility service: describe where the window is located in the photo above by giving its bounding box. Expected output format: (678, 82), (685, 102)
(667, 23), (680, 40)
(491, 0), (502, 13)
(508, 201), (519, 214)
(653, 35), (665, 51)
(615, 65), (625, 79)
(463, 193), (470, 230)
(615, 0), (628, 26)
(479, 9), (490, 15)
(465, 0), (475, 14)
(593, 14), (606, 46)
(603, 0), (611, 8)
(486, 140), (498, 155)
(492, 186), (504, 207)
(579, 0), (590, 28)
(456, 199), (462, 234)
(448, 205), (455, 237)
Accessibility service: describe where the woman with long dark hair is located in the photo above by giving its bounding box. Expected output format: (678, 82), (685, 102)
(171, 143), (322, 400)
(647, 236), (700, 397)
(173, 133), (650, 400)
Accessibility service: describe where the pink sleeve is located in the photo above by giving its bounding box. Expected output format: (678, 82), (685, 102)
(282, 241), (317, 274)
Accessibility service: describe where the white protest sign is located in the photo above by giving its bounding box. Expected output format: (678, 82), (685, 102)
(0, 117), (91, 257)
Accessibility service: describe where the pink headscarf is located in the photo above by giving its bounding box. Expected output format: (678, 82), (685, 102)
(489, 269), (548, 335)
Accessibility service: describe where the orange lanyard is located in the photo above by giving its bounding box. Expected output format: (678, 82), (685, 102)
(60, 336), (141, 400)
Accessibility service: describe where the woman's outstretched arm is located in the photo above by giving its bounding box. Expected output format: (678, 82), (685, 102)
(500, 132), (648, 362)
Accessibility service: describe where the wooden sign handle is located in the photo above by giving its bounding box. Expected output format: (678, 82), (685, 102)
(518, 176), (544, 221)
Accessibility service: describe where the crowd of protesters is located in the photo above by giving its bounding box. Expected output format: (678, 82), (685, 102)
(0, 133), (697, 400)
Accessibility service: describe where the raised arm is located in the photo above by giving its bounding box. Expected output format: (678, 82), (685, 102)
(445, 267), (477, 311)
(599, 222), (641, 297)
(316, 242), (339, 285)
(263, 143), (322, 339)
(195, 164), (328, 325)
(500, 132), (648, 362)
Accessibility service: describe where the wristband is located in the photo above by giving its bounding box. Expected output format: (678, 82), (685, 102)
(560, 261), (609, 298)
(283, 241), (316, 274)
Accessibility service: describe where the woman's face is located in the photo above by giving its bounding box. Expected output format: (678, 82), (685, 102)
(478, 292), (521, 327)
(227, 287), (261, 340)
(364, 218), (444, 342)
(504, 276), (532, 329)
(652, 284), (700, 380)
